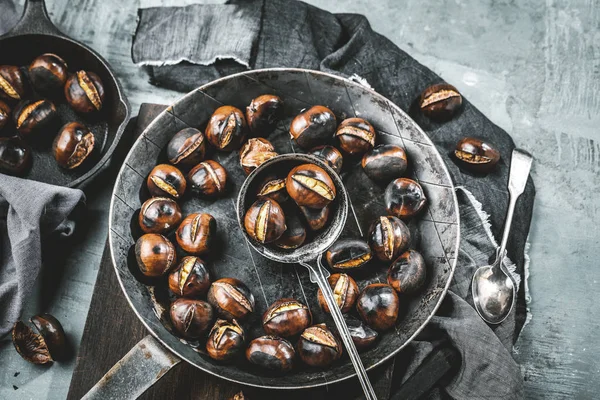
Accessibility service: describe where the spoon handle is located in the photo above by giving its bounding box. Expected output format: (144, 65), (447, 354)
(497, 149), (533, 261)
(302, 256), (378, 400)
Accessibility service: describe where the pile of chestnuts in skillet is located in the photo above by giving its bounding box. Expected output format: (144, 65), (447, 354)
(0, 54), (105, 176)
(132, 91), (436, 374)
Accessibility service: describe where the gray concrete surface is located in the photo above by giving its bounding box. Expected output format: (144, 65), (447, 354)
(0, 0), (598, 399)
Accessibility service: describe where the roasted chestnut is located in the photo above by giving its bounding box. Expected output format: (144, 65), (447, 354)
(138, 197), (182, 234)
(0, 136), (31, 176)
(368, 216), (411, 262)
(12, 314), (67, 364)
(387, 250), (426, 295)
(188, 160), (228, 197)
(297, 324), (342, 368)
(286, 163), (336, 209)
(256, 175), (288, 203)
(274, 207), (306, 249)
(52, 122), (95, 169)
(0, 99), (10, 131)
(317, 273), (359, 314)
(167, 127), (206, 168)
(168, 256), (211, 298)
(239, 137), (278, 175)
(308, 145), (343, 174)
(344, 314), (378, 351)
(356, 283), (399, 332)
(454, 137), (500, 173)
(13, 99), (57, 137)
(289, 105), (336, 149)
(207, 278), (255, 321)
(246, 94), (284, 136)
(262, 298), (312, 337)
(335, 117), (376, 156)
(419, 83), (462, 121)
(325, 238), (372, 271)
(244, 198), (286, 244)
(206, 319), (245, 362)
(147, 164), (187, 199)
(230, 391), (248, 400)
(176, 213), (216, 255)
(362, 144), (407, 183)
(299, 204), (330, 231)
(205, 105), (247, 151)
(135, 233), (176, 277)
(246, 336), (295, 372)
(0, 65), (28, 102)
(28, 54), (68, 95)
(64, 70), (105, 113)
(384, 178), (427, 220)
(170, 298), (214, 340)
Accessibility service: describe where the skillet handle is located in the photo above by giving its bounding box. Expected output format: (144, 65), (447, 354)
(3, 0), (62, 37)
(81, 335), (181, 400)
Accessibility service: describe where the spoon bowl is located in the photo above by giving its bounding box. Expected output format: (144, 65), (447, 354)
(471, 251), (516, 324)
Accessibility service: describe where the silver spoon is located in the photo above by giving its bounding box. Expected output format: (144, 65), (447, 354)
(472, 149), (533, 324)
(237, 154), (378, 400)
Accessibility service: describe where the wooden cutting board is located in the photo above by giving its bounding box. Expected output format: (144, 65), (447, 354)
(66, 104), (402, 400)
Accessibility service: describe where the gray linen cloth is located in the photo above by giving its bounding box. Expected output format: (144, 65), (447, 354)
(133, 1), (535, 398)
(0, 174), (84, 339)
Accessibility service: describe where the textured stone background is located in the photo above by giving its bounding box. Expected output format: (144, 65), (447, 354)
(0, 0), (598, 399)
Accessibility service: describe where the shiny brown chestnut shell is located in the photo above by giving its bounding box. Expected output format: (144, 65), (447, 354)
(147, 164), (186, 199)
(317, 273), (359, 314)
(246, 94), (284, 136)
(299, 204), (330, 231)
(0, 65), (28, 102)
(256, 175), (288, 203)
(262, 298), (312, 337)
(308, 145), (343, 174)
(246, 336), (295, 372)
(168, 256), (211, 298)
(135, 233), (177, 277)
(188, 160), (228, 197)
(30, 314), (67, 361)
(170, 298), (215, 340)
(0, 99), (11, 131)
(368, 216), (411, 262)
(64, 70), (105, 113)
(289, 105), (336, 149)
(274, 206), (306, 249)
(297, 324), (342, 368)
(419, 83), (462, 121)
(344, 314), (378, 351)
(325, 238), (372, 271)
(356, 283), (400, 332)
(175, 213), (216, 256)
(387, 250), (426, 295)
(239, 137), (278, 175)
(454, 137), (501, 173)
(13, 99), (57, 137)
(52, 122), (95, 169)
(138, 197), (182, 234)
(166, 127), (206, 168)
(28, 54), (68, 95)
(206, 319), (245, 362)
(207, 278), (255, 321)
(286, 163), (336, 209)
(384, 178), (427, 220)
(244, 198), (287, 244)
(205, 105), (247, 151)
(0, 136), (31, 176)
(335, 117), (376, 156)
(362, 144), (408, 183)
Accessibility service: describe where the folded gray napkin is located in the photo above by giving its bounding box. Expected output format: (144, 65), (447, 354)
(0, 174), (85, 339)
(133, 1), (535, 398)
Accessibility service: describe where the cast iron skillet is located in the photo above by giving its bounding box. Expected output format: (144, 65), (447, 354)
(86, 69), (460, 399)
(0, 0), (130, 187)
